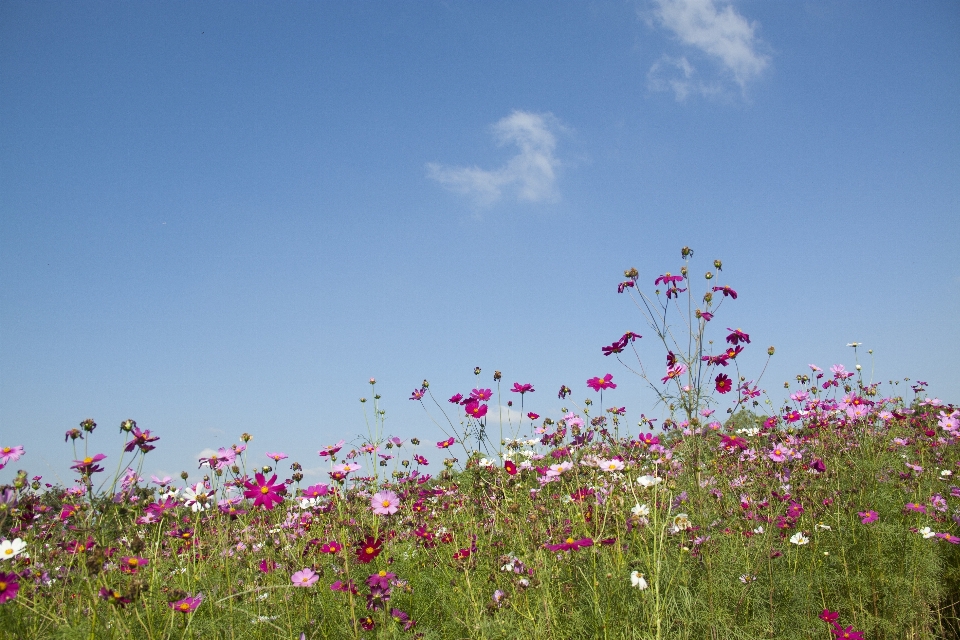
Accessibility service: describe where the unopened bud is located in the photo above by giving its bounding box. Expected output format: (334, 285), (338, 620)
(681, 246), (694, 258)
(855, 364), (861, 370)
(704, 292), (713, 303)
(714, 260), (722, 270)
(493, 371), (502, 381)
(120, 419), (136, 432)
(705, 271), (713, 280)
(474, 367), (481, 376)
(624, 267), (638, 278)
(262, 466), (272, 473)
(180, 471), (189, 480)
(767, 346), (775, 356)
(680, 266), (688, 277)
(422, 379), (429, 388)
(369, 378), (376, 385)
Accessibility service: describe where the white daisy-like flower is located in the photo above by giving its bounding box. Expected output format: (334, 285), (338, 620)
(789, 532), (809, 545)
(630, 571), (648, 590)
(636, 475), (662, 488)
(753, 525), (764, 535)
(0, 538), (27, 560)
(918, 527), (936, 539)
(631, 503), (650, 517)
(815, 523), (832, 531)
(599, 459), (625, 472)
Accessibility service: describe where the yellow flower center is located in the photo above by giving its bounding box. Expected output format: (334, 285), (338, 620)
(1, 447), (9, 454)
(83, 457), (93, 464)
(261, 486), (270, 494)
(379, 570), (387, 577)
(3, 549), (12, 556)
(566, 537), (575, 544)
(127, 558), (138, 566)
(178, 603), (190, 611)
(381, 500), (391, 507)
(366, 547), (375, 554)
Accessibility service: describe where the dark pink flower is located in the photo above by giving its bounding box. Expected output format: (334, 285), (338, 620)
(545, 537), (594, 552)
(448, 393), (464, 404)
(409, 388), (426, 401)
(0, 572), (19, 604)
(819, 610), (840, 623)
(437, 437), (455, 449)
(586, 374), (616, 391)
(655, 273), (684, 286)
(123, 428), (159, 453)
(169, 593), (203, 613)
(320, 540), (343, 554)
(725, 328), (750, 345)
(71, 454), (106, 475)
(243, 473), (285, 510)
(715, 373), (732, 394)
(99, 587), (130, 607)
(318, 440), (344, 457)
(504, 460), (517, 476)
(470, 388), (493, 401)
(511, 383), (534, 394)
(464, 401), (488, 419)
(831, 625), (864, 640)
(712, 285), (738, 299)
(858, 510), (878, 524)
(558, 385), (572, 399)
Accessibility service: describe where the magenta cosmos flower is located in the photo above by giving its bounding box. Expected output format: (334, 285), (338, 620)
(318, 440), (344, 457)
(371, 490), (400, 515)
(243, 473), (285, 510)
(715, 373), (733, 394)
(291, 568), (319, 587)
(437, 437), (455, 449)
(858, 510), (878, 524)
(169, 593), (203, 613)
(831, 625), (864, 640)
(464, 401), (488, 419)
(470, 388), (493, 401)
(511, 382), (534, 394)
(586, 374), (616, 391)
(71, 454), (106, 474)
(545, 537), (594, 552)
(0, 572), (19, 604)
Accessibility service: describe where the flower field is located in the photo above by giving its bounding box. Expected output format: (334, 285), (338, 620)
(1, 250), (958, 639)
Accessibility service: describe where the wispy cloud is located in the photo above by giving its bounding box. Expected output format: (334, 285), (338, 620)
(646, 0), (770, 100)
(427, 111), (562, 207)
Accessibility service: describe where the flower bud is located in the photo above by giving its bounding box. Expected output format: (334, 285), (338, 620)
(422, 379), (429, 388)
(369, 378), (376, 385)
(680, 266), (688, 277)
(705, 271), (713, 280)
(704, 292), (713, 303)
(241, 433), (252, 442)
(81, 418), (97, 432)
(180, 471), (189, 480)
(624, 267), (638, 278)
(493, 370), (502, 381)
(681, 246), (694, 258)
(120, 419), (136, 432)
(713, 259), (722, 270)
(767, 346), (775, 356)
(474, 367), (481, 376)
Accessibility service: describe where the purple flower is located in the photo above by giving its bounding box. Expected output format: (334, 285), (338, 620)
(858, 510), (878, 524)
(0, 572), (19, 604)
(242, 473), (286, 510)
(169, 593), (203, 613)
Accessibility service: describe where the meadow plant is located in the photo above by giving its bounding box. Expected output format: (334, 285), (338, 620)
(0, 248), (958, 639)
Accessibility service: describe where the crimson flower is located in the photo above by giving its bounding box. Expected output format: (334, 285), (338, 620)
(504, 460), (517, 476)
(119, 556), (148, 574)
(511, 382), (534, 394)
(464, 401), (488, 419)
(586, 374), (616, 391)
(726, 328), (750, 345)
(545, 537), (594, 552)
(724, 346), (744, 360)
(667, 351), (678, 366)
(715, 373), (732, 394)
(321, 540), (343, 554)
(318, 440), (344, 457)
(602, 340), (625, 356)
(243, 473), (286, 510)
(712, 285), (738, 299)
(696, 310), (713, 321)
(448, 393), (464, 404)
(437, 437), (455, 449)
(356, 537), (383, 564)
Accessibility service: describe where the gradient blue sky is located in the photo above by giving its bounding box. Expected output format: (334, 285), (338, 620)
(2, 1), (958, 485)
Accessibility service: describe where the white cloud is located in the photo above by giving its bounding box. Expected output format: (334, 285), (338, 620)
(427, 111), (562, 207)
(647, 0), (770, 96)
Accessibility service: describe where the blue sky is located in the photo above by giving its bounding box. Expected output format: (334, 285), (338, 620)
(1, 1), (958, 485)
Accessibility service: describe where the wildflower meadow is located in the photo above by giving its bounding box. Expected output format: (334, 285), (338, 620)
(1, 248), (958, 639)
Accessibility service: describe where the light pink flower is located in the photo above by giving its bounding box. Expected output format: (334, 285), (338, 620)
(371, 490), (400, 515)
(291, 568), (319, 587)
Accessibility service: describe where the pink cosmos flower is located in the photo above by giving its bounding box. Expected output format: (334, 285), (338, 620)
(661, 364), (686, 384)
(333, 462), (361, 474)
(265, 452), (288, 462)
(199, 447), (235, 470)
(470, 388), (493, 401)
(858, 510), (878, 524)
(124, 427), (160, 453)
(437, 437), (455, 449)
(712, 285), (737, 299)
(448, 393), (464, 404)
(0, 446), (24, 466)
(243, 473), (285, 510)
(409, 388), (426, 400)
(586, 374), (616, 391)
(831, 625), (864, 640)
(598, 459), (625, 472)
(371, 490), (400, 515)
(169, 593), (203, 613)
(819, 610), (840, 623)
(504, 460), (517, 476)
(291, 568), (319, 587)
(726, 328), (750, 345)
(119, 556), (148, 574)
(768, 447), (787, 463)
(511, 382), (534, 394)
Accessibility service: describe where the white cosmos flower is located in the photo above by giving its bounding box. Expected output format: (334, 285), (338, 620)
(789, 532), (809, 546)
(636, 475), (662, 488)
(630, 571), (648, 590)
(918, 527), (936, 539)
(0, 538), (27, 560)
(753, 526), (764, 535)
(599, 459), (625, 472)
(815, 523), (832, 531)
(631, 503), (650, 517)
